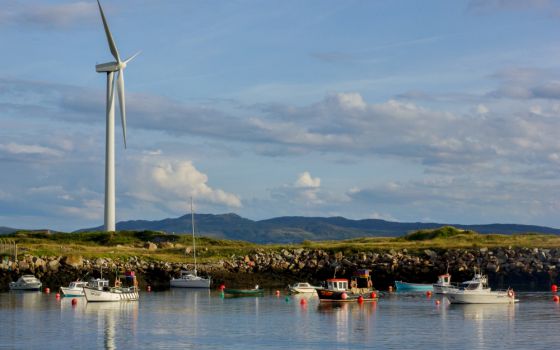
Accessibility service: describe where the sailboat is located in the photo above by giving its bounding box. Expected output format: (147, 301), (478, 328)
(170, 198), (211, 288)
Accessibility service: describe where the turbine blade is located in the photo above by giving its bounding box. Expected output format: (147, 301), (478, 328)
(97, 0), (121, 63)
(124, 51), (141, 64)
(117, 70), (127, 148)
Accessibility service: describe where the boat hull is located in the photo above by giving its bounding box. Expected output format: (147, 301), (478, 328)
(9, 283), (42, 291)
(60, 287), (85, 297)
(290, 287), (319, 294)
(84, 287), (139, 302)
(316, 289), (378, 302)
(445, 291), (516, 304)
(223, 288), (264, 296)
(395, 281), (433, 292)
(170, 278), (211, 288)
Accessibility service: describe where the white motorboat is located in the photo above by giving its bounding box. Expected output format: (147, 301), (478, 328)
(84, 273), (139, 302)
(60, 281), (89, 297)
(433, 273), (455, 294)
(170, 198), (211, 289)
(9, 275), (42, 291)
(289, 282), (321, 294)
(444, 273), (517, 304)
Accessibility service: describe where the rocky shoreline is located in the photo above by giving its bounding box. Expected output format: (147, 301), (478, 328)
(1, 246), (559, 291)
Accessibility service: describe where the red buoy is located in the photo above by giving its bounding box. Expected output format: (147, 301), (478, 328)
(44, 288), (50, 294)
(275, 290), (280, 296)
(426, 291), (432, 297)
(219, 284), (225, 291)
(147, 286), (151, 292)
(357, 296), (364, 303)
(341, 292), (348, 300)
(552, 284), (558, 293)
(300, 298), (307, 305)
(55, 293), (60, 299)
(71, 298), (78, 306)
(388, 286), (393, 292)
(370, 292), (377, 299)
(553, 295), (559, 302)
(435, 300), (441, 305)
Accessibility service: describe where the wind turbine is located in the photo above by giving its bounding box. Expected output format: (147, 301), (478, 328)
(95, 0), (139, 231)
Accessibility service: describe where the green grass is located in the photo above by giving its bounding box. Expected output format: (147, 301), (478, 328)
(6, 226), (560, 261)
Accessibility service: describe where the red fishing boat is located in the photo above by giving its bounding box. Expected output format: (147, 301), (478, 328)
(316, 269), (378, 302)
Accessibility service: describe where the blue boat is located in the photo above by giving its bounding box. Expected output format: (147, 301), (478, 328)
(394, 280), (434, 292)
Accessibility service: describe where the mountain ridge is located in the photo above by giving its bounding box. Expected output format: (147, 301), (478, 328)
(75, 213), (560, 243)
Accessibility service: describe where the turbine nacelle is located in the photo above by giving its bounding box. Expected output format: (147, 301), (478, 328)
(96, 61), (120, 73)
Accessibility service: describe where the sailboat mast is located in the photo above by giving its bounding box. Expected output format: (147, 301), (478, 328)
(191, 197), (197, 276)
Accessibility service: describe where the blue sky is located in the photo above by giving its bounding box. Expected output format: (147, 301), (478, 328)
(2, 0), (560, 231)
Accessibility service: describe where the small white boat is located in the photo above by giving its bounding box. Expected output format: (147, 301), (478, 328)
(444, 273), (517, 304)
(170, 270), (211, 288)
(60, 281), (89, 297)
(433, 273), (454, 294)
(289, 282), (321, 294)
(9, 275), (42, 291)
(84, 274), (139, 302)
(170, 198), (211, 289)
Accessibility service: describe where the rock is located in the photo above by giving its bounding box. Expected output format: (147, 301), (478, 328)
(160, 242), (174, 249)
(62, 255), (83, 268)
(424, 250), (438, 259)
(48, 259), (60, 271)
(144, 242), (157, 251)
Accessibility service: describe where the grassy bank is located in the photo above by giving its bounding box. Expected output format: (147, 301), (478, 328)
(4, 226), (560, 262)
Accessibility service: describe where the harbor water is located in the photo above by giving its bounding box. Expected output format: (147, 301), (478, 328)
(1, 289), (559, 349)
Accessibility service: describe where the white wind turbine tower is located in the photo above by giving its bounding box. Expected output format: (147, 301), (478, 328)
(95, 0), (139, 232)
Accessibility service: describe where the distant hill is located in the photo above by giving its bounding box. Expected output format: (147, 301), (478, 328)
(0, 227), (18, 235)
(76, 214), (560, 243)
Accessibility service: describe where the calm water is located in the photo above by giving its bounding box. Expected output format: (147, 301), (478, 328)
(1, 290), (559, 349)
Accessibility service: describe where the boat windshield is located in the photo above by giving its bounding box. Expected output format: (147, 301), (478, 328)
(463, 282), (480, 290)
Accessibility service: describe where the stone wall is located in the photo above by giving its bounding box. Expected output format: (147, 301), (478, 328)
(1, 247), (558, 291)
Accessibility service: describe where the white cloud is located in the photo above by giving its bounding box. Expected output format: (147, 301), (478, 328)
(295, 171), (321, 188)
(132, 157), (242, 209)
(0, 142), (63, 157)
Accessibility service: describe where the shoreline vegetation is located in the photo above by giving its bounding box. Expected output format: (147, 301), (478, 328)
(1, 226), (559, 291)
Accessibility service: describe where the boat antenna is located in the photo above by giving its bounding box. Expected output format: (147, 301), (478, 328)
(191, 197), (197, 277)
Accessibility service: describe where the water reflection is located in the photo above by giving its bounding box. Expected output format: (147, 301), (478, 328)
(316, 301), (378, 344)
(85, 302), (139, 349)
(2, 291), (42, 310)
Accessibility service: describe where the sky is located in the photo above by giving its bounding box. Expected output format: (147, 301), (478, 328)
(2, 0), (560, 231)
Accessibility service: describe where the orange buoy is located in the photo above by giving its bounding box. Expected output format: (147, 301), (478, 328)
(371, 292), (377, 299)
(435, 300), (441, 305)
(388, 286), (393, 292)
(341, 292), (348, 300)
(275, 290), (280, 296)
(44, 288), (50, 294)
(357, 296), (364, 303)
(71, 298), (78, 306)
(300, 298), (307, 305)
(552, 284), (558, 293)
(553, 295), (559, 302)
(147, 285), (151, 292)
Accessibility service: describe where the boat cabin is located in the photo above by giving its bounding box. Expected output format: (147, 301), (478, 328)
(350, 269), (373, 292)
(326, 279), (349, 291)
(437, 274), (451, 285)
(89, 278), (110, 290)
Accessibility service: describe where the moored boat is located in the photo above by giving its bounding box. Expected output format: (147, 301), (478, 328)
(433, 273), (454, 294)
(289, 282), (321, 294)
(60, 280), (89, 297)
(170, 198), (211, 289)
(444, 272), (517, 304)
(394, 280), (434, 292)
(316, 269), (378, 302)
(84, 272), (139, 302)
(223, 285), (264, 296)
(9, 275), (42, 291)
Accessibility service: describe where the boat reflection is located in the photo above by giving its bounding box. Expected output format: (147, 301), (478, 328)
(455, 303), (517, 321)
(85, 302), (139, 349)
(316, 300), (378, 343)
(4, 291), (42, 310)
